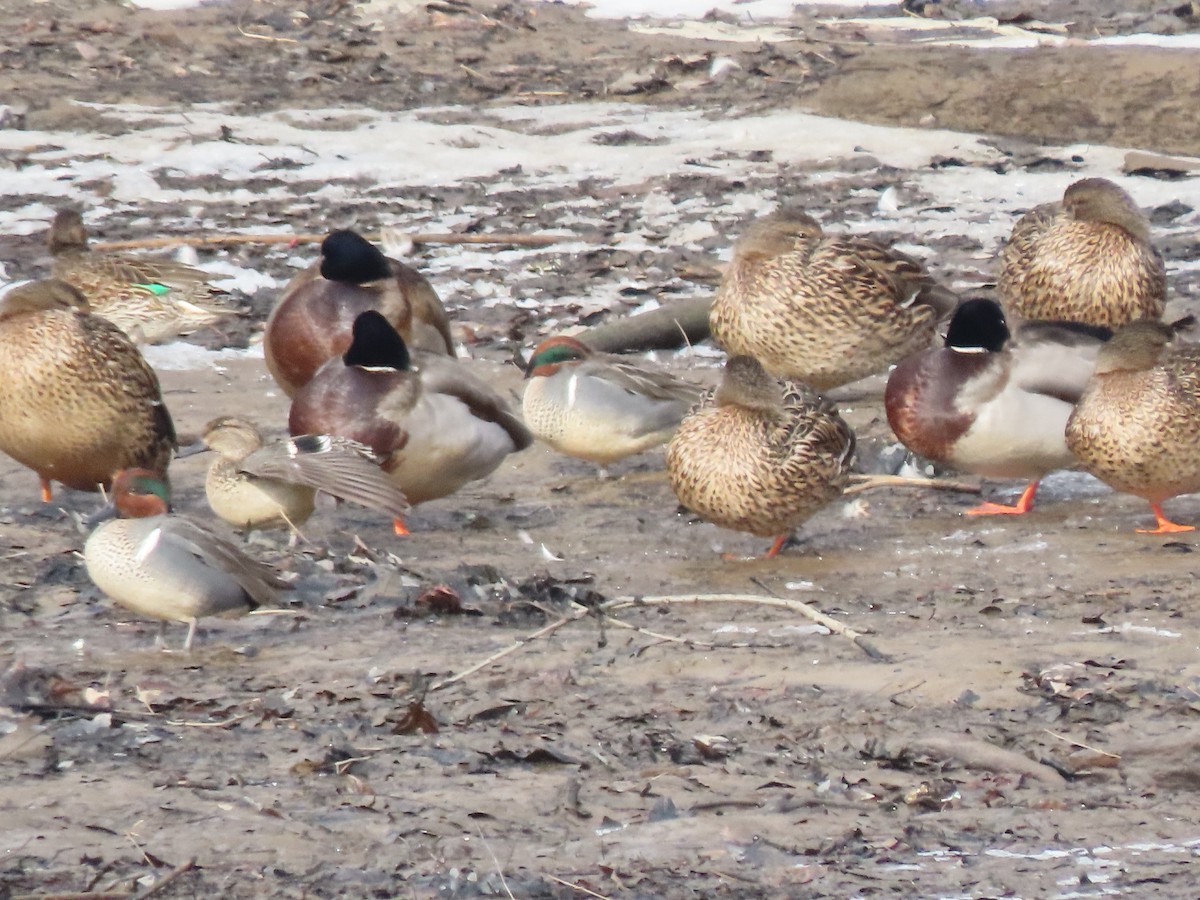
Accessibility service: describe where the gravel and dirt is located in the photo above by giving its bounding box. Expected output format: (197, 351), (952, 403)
(2, 1), (1200, 897)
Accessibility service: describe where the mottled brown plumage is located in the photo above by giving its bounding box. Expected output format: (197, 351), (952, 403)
(666, 355), (855, 557)
(0, 279), (175, 499)
(1066, 317), (1200, 533)
(48, 209), (235, 344)
(264, 229), (454, 398)
(998, 177), (1165, 329)
(709, 207), (956, 390)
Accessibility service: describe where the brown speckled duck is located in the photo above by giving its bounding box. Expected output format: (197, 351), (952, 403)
(48, 208), (236, 344)
(0, 279), (175, 500)
(288, 311), (532, 531)
(186, 417), (411, 535)
(886, 298), (1110, 515)
(264, 229), (455, 398)
(522, 335), (704, 464)
(1065, 317), (1200, 533)
(709, 207), (957, 390)
(666, 355), (855, 558)
(84, 469), (288, 651)
(998, 177), (1166, 329)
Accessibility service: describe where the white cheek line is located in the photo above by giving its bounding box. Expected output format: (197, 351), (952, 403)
(566, 371), (579, 409)
(135, 527), (162, 564)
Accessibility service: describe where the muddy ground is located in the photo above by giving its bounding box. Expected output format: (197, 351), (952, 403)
(2, 1), (1200, 897)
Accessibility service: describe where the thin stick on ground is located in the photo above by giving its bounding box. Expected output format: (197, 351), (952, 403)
(610, 594), (892, 663)
(432, 592), (888, 691)
(542, 873), (613, 900)
(132, 858), (196, 900)
(1043, 728), (1121, 759)
(429, 610), (587, 691)
(91, 231), (569, 252)
(476, 826), (515, 900)
(844, 474), (981, 496)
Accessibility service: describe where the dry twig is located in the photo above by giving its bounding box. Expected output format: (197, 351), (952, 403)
(844, 474), (981, 496)
(432, 591), (888, 691)
(92, 231), (568, 252)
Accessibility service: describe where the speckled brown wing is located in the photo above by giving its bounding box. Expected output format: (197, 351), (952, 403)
(999, 203), (1165, 328)
(711, 231), (947, 390)
(1067, 345), (1200, 501)
(667, 379), (853, 539)
(0, 307), (175, 493)
(239, 435), (410, 519)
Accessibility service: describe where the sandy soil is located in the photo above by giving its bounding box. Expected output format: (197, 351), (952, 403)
(2, 1), (1200, 897)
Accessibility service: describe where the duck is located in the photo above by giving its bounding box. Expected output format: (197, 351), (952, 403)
(0, 279), (175, 501)
(666, 355), (855, 558)
(47, 208), (236, 344)
(264, 229), (455, 398)
(885, 298), (1110, 515)
(998, 177), (1166, 329)
(288, 310), (532, 529)
(1065, 316), (1200, 533)
(521, 335), (705, 464)
(83, 468), (290, 651)
(708, 206), (957, 390)
(182, 416), (411, 535)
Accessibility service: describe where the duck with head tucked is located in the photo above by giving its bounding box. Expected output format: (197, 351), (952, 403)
(183, 416), (411, 536)
(84, 468), (290, 651)
(264, 229), (455, 398)
(522, 335), (704, 465)
(47, 208), (236, 344)
(1065, 316), (1200, 534)
(666, 355), (855, 558)
(288, 311), (532, 531)
(886, 298), (1111, 516)
(998, 177), (1166, 329)
(709, 206), (957, 391)
(0, 279), (175, 501)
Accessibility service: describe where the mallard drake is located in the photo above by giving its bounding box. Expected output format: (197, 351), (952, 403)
(0, 279), (175, 501)
(288, 311), (532, 527)
(708, 207), (957, 390)
(183, 416), (411, 535)
(998, 177), (1166, 329)
(83, 468), (289, 651)
(264, 229), (455, 398)
(1065, 317), (1200, 533)
(47, 208), (236, 344)
(886, 298), (1110, 515)
(666, 355), (855, 557)
(521, 335), (704, 464)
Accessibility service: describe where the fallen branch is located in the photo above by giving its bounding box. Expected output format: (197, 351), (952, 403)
(581, 296), (712, 353)
(844, 474), (982, 496)
(432, 592), (888, 691)
(91, 231), (570, 252)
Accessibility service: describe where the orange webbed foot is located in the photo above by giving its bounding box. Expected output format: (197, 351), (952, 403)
(393, 517), (410, 536)
(39, 478), (53, 503)
(1136, 503), (1194, 534)
(965, 480), (1039, 517)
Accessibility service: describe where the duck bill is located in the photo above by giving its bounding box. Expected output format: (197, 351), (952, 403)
(174, 438), (212, 459)
(83, 499), (119, 528)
